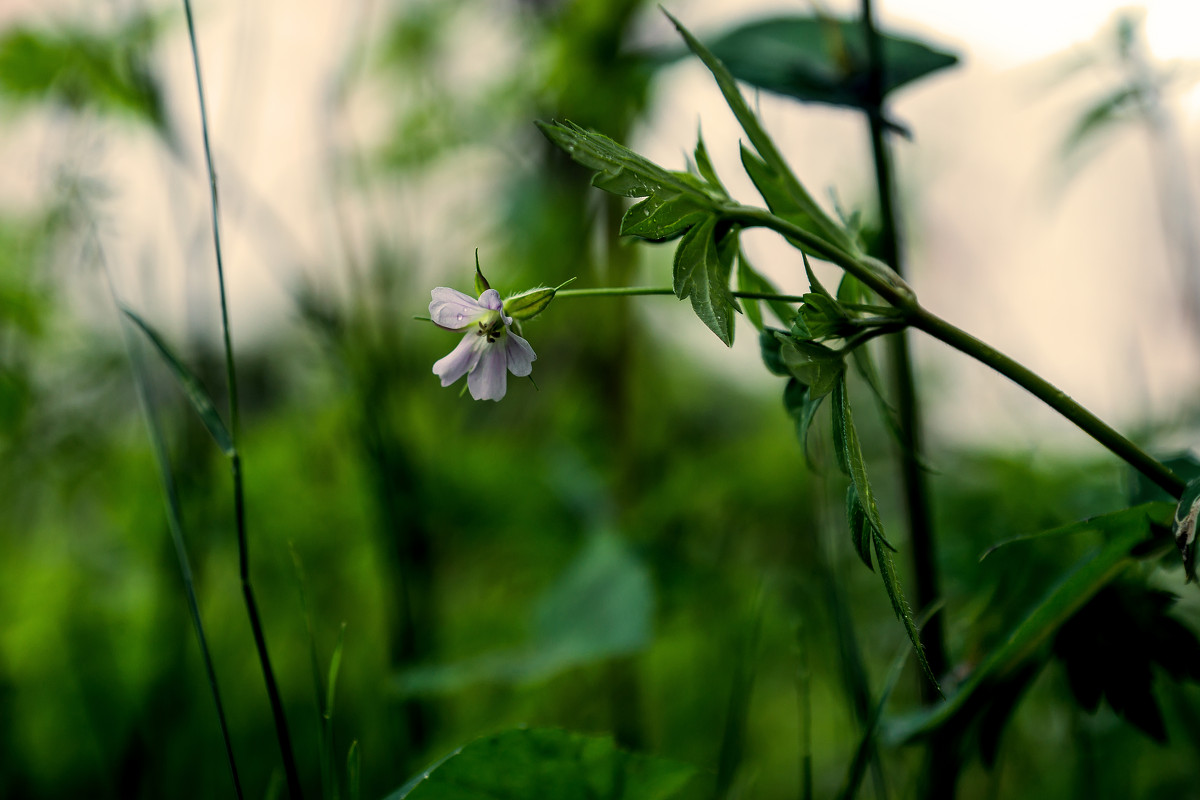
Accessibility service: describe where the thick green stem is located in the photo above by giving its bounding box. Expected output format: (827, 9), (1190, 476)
(907, 308), (1185, 498)
(727, 207), (1183, 498)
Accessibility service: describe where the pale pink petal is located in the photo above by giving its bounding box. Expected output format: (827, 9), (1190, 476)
(478, 289), (513, 326)
(504, 331), (536, 377)
(468, 343), (508, 401)
(430, 287), (490, 330)
(432, 333), (483, 386)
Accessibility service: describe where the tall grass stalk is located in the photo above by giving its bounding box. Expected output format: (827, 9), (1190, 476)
(92, 219), (243, 797)
(179, 1), (303, 795)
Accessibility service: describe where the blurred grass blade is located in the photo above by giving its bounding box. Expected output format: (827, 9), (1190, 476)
(714, 587), (765, 799)
(126, 320), (243, 798)
(386, 728), (699, 799)
(796, 621), (813, 800)
(121, 306), (234, 457)
(347, 740), (361, 800)
(838, 605), (942, 800)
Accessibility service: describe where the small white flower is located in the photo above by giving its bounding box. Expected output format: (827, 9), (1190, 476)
(429, 287), (536, 401)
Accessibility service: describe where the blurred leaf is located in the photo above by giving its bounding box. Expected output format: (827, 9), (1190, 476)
(672, 217), (740, 346)
(1173, 477), (1200, 581)
(887, 502), (1174, 746)
(0, 14), (170, 135)
(121, 306), (234, 457)
(714, 590), (764, 799)
(664, 11), (855, 256)
(1054, 581), (1200, 741)
(386, 727), (698, 800)
(699, 15), (958, 111)
(1061, 85), (1139, 163)
(397, 532), (653, 694)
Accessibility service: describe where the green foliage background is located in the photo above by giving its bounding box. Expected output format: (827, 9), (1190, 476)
(1, 2), (1200, 799)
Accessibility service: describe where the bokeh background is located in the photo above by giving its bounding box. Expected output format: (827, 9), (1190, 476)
(3, 0), (1200, 798)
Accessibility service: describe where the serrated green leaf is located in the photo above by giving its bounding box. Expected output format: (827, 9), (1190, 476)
(874, 532), (935, 689)
(739, 145), (849, 256)
(621, 192), (710, 240)
(700, 15), (958, 111)
(672, 217), (740, 346)
(663, 11), (855, 255)
(846, 485), (874, 570)
(537, 119), (720, 204)
(831, 376), (883, 540)
(122, 306), (234, 457)
(386, 727), (699, 800)
(802, 252), (835, 300)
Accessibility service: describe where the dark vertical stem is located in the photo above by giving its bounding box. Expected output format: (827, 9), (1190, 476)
(860, 1), (956, 796)
(180, 2), (303, 797)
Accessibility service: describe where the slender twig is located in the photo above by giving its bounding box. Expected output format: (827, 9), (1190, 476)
(179, 2), (304, 796)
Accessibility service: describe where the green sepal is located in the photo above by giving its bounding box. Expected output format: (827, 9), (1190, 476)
(504, 288), (553, 321)
(473, 250), (490, 295)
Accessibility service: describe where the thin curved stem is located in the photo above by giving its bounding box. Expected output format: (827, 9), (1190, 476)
(556, 286), (810, 304)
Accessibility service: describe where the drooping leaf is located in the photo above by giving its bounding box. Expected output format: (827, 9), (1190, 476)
(886, 502), (1175, 745)
(121, 306), (234, 457)
(832, 375), (935, 686)
(386, 728), (699, 800)
(1054, 580), (1200, 742)
(672, 217), (740, 346)
(698, 15), (959, 111)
